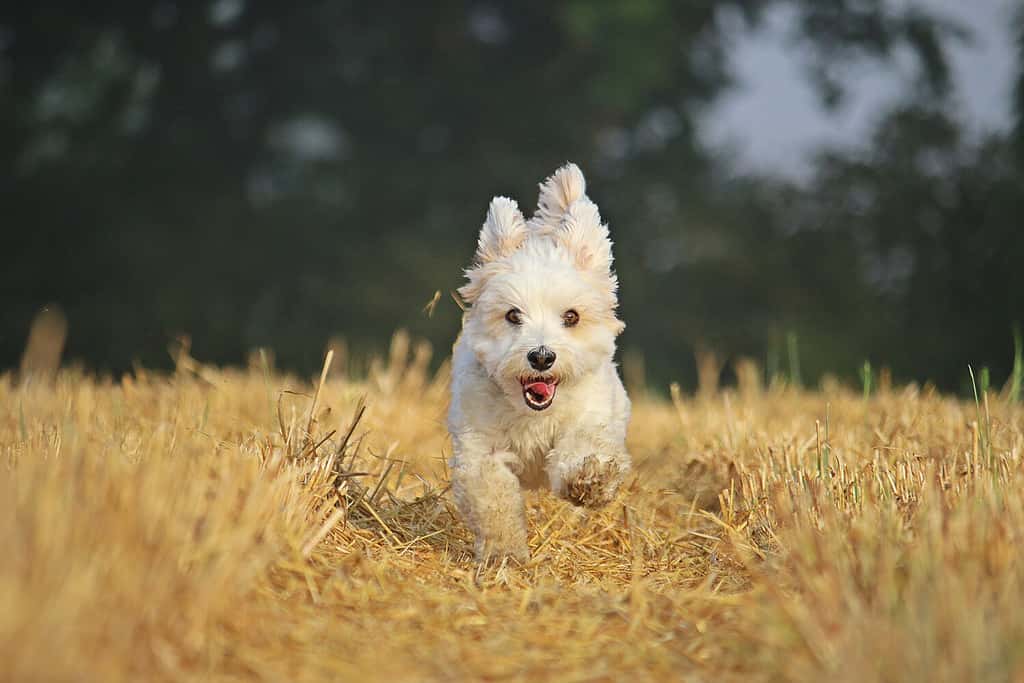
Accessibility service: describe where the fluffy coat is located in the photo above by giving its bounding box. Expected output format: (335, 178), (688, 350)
(448, 163), (631, 561)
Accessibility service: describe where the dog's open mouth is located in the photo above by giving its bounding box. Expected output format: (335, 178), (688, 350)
(521, 376), (558, 411)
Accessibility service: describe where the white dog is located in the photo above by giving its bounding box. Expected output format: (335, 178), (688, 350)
(448, 163), (631, 562)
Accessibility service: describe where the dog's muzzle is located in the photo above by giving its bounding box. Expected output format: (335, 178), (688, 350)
(521, 376), (557, 411)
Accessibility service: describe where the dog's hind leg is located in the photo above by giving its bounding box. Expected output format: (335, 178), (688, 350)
(451, 448), (529, 562)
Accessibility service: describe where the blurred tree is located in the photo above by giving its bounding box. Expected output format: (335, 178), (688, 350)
(1013, 6), (1024, 163)
(0, 0), (1012, 392)
(797, 106), (1024, 389)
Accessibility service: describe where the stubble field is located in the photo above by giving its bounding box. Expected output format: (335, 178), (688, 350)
(3, 333), (1024, 682)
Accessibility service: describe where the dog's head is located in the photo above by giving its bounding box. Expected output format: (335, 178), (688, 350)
(459, 163), (624, 412)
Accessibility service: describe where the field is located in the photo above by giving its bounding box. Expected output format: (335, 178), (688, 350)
(3, 333), (1024, 682)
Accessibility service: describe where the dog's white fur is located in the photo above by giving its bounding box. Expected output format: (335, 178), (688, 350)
(448, 163), (631, 562)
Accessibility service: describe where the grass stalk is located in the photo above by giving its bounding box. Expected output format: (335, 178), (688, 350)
(1011, 324), (1022, 404)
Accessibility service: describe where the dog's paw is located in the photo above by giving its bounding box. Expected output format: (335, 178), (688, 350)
(475, 538), (530, 564)
(561, 456), (626, 508)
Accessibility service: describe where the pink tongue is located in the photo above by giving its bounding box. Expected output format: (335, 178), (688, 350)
(525, 381), (554, 401)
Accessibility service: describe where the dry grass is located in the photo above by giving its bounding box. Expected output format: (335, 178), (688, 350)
(3, 331), (1024, 682)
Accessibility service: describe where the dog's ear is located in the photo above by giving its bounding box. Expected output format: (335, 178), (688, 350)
(471, 196), (527, 265)
(459, 196), (526, 303)
(532, 163), (615, 275)
(559, 194), (623, 332)
(558, 196), (614, 275)
(530, 162), (587, 234)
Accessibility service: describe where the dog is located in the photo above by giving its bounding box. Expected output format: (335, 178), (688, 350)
(448, 162), (631, 562)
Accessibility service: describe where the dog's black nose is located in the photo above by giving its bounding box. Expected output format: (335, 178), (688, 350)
(527, 346), (556, 371)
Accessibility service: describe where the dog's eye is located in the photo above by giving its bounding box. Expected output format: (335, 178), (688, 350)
(562, 309), (580, 327)
(505, 309), (523, 325)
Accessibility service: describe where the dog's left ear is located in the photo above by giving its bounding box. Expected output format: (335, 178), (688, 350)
(459, 196), (527, 303)
(558, 196), (614, 275)
(531, 162), (587, 234)
(560, 196), (624, 334)
(531, 163), (615, 276)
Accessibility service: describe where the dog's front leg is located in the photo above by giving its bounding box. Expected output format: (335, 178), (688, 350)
(546, 434), (630, 509)
(451, 447), (529, 562)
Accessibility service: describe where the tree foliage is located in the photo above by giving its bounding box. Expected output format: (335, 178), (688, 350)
(1, 1), (1019, 390)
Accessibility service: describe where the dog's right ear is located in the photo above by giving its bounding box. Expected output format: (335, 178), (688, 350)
(459, 196), (526, 303)
(471, 197), (527, 265)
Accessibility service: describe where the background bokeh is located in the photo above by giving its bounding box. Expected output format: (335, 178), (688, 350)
(3, 1), (1023, 392)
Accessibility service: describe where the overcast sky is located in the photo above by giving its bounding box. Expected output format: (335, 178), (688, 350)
(703, 0), (1019, 178)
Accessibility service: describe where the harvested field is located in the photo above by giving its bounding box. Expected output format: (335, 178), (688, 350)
(3, 335), (1024, 682)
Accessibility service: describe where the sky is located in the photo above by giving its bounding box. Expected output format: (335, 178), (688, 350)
(704, 0), (1019, 179)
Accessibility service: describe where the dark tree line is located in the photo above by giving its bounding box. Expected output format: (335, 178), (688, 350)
(2, 1), (1021, 391)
